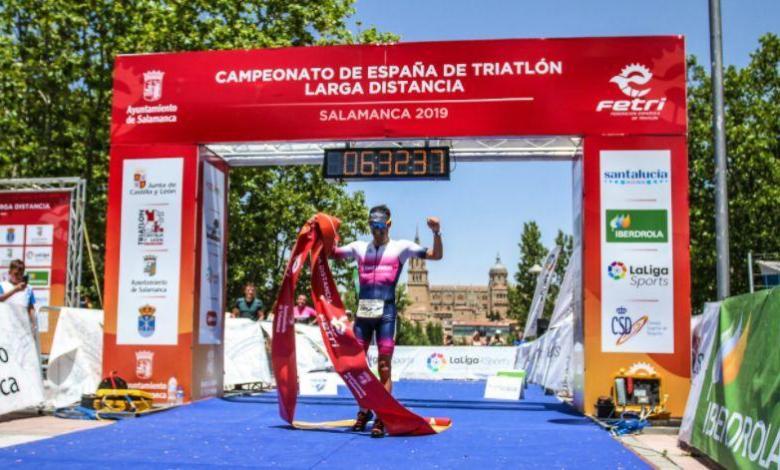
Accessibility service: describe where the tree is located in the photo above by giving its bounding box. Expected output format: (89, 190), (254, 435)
(228, 165), (369, 307)
(425, 321), (443, 345)
(687, 34), (780, 310)
(507, 221), (547, 326)
(0, 1), (397, 304)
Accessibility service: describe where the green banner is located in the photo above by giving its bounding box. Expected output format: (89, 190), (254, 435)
(605, 209), (668, 243)
(690, 287), (780, 469)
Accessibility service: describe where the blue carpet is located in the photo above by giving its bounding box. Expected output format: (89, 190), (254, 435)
(0, 382), (648, 469)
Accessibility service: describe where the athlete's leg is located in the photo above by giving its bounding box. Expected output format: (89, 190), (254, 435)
(375, 308), (397, 393)
(351, 317), (377, 431)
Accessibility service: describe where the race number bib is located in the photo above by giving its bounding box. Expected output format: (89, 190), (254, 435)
(356, 299), (385, 319)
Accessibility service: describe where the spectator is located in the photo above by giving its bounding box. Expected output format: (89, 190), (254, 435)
(231, 282), (265, 320)
(0, 259), (36, 328)
(490, 333), (506, 346)
(444, 334), (454, 346)
(293, 294), (317, 324)
(471, 331), (482, 346)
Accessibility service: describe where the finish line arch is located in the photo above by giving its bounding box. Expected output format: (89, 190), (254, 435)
(103, 36), (690, 416)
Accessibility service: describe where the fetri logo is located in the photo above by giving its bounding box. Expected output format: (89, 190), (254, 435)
(610, 64), (652, 97)
(596, 63), (666, 116)
(427, 352), (447, 372)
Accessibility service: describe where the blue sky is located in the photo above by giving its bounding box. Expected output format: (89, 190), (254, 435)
(345, 0), (779, 285)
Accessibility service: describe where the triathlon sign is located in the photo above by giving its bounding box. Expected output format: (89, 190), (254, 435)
(104, 37), (690, 414)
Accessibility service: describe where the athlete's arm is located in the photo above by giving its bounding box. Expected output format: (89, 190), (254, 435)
(426, 217), (443, 260)
(332, 241), (357, 260)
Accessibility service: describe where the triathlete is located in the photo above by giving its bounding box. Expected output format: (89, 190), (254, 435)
(333, 205), (442, 437)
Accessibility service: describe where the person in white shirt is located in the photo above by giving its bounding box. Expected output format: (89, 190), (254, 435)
(0, 259), (36, 328)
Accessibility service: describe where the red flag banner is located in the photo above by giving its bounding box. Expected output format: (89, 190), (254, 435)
(272, 213), (451, 436)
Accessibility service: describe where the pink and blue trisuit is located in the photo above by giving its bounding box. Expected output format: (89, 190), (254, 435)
(333, 239), (427, 357)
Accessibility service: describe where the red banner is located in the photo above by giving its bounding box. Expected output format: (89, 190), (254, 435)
(111, 36), (685, 145)
(0, 192), (70, 353)
(273, 214), (450, 435)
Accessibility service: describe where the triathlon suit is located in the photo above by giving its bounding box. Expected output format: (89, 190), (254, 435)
(333, 239), (427, 356)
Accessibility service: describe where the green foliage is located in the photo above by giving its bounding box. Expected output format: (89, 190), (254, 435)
(396, 316), (429, 346)
(507, 221), (546, 326)
(0, 1), (396, 304)
(424, 321), (443, 345)
(228, 165), (369, 307)
(687, 34), (780, 309)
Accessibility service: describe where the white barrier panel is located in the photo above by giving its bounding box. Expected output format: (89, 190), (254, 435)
(45, 308), (103, 408)
(541, 318), (574, 392)
(0, 303), (44, 415)
(224, 319), (330, 387)
(679, 302), (721, 445)
(224, 318), (273, 387)
(484, 375), (524, 400)
(367, 346), (517, 380)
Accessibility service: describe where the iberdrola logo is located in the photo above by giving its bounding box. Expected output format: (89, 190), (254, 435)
(610, 214), (631, 230)
(711, 315), (752, 387)
(427, 353), (447, 372)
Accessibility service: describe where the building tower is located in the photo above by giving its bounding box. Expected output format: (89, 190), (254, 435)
(488, 253), (509, 319)
(405, 228), (431, 321)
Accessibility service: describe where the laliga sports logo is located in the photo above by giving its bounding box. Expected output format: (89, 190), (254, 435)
(712, 315), (752, 386)
(597, 63), (666, 114)
(427, 353), (447, 372)
(610, 64), (652, 98)
(143, 70), (164, 102)
(607, 261), (628, 280)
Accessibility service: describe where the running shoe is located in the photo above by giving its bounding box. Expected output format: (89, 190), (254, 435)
(351, 410), (374, 432)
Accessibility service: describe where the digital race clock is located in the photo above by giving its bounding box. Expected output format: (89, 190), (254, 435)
(323, 147), (450, 180)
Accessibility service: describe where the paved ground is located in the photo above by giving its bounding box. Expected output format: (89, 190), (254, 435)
(0, 410), (112, 448)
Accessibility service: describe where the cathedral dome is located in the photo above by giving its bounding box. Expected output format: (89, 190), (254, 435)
(489, 254), (508, 275)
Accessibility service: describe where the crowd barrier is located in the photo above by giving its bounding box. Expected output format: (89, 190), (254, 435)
(0, 303), (44, 415)
(679, 288), (780, 469)
(2, 306), (583, 414)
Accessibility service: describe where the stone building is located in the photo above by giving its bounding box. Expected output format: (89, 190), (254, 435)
(405, 236), (510, 337)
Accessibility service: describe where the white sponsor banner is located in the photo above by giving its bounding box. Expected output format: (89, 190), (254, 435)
(25, 224), (54, 246)
(600, 150), (674, 353)
(117, 158), (184, 345)
(0, 303), (44, 415)
(24, 246), (52, 268)
(300, 372), (340, 396)
(0, 246), (24, 267)
(680, 302), (721, 444)
(367, 346), (517, 380)
(198, 163), (226, 345)
(0, 225), (25, 246)
(484, 375), (523, 400)
(541, 318), (574, 392)
(44, 308), (103, 408)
